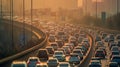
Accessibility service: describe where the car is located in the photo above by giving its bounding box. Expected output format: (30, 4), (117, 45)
(58, 62), (70, 67)
(11, 61), (27, 67)
(57, 31), (65, 36)
(78, 37), (84, 43)
(109, 42), (117, 50)
(111, 46), (119, 52)
(75, 46), (87, 55)
(50, 42), (58, 50)
(116, 34), (120, 40)
(78, 43), (89, 50)
(98, 47), (107, 55)
(47, 58), (59, 67)
(27, 57), (40, 67)
(82, 38), (90, 43)
(62, 46), (71, 55)
(95, 49), (106, 59)
(61, 35), (69, 43)
(111, 55), (120, 65)
(95, 41), (104, 50)
(110, 51), (120, 59)
(46, 46), (54, 56)
(82, 41), (90, 48)
(91, 60), (101, 64)
(69, 36), (77, 41)
(37, 49), (49, 61)
(108, 62), (119, 67)
(79, 34), (86, 38)
(109, 34), (115, 40)
(57, 48), (66, 55)
(68, 53), (80, 65)
(117, 40), (120, 47)
(69, 40), (78, 46)
(89, 63), (101, 67)
(101, 33), (107, 39)
(53, 51), (66, 62)
(91, 57), (101, 64)
(56, 40), (64, 48)
(89, 60), (101, 67)
(65, 43), (74, 51)
(72, 49), (83, 60)
(48, 35), (56, 42)
(95, 36), (101, 42)
(78, 44), (88, 50)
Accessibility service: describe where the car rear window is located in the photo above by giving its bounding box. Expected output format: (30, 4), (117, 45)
(12, 64), (26, 67)
(29, 59), (38, 62)
(55, 52), (63, 55)
(113, 56), (120, 59)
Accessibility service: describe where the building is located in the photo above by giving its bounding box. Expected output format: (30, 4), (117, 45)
(82, 0), (120, 17)
(33, 0), (78, 11)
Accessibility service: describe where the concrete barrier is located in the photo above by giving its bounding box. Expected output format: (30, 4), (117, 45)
(79, 33), (94, 67)
(0, 19), (47, 64)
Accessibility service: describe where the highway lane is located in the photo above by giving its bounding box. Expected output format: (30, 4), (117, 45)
(1, 17), (95, 67)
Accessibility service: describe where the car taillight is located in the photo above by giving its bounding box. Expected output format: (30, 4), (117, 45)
(27, 62), (30, 64)
(36, 62), (40, 64)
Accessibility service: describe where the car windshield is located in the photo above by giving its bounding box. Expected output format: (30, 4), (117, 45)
(112, 47), (118, 51)
(113, 56), (120, 59)
(13, 64), (26, 67)
(73, 51), (80, 53)
(112, 52), (119, 55)
(55, 52), (63, 55)
(89, 65), (101, 67)
(51, 44), (57, 46)
(29, 59), (38, 62)
(59, 64), (69, 66)
(49, 60), (57, 63)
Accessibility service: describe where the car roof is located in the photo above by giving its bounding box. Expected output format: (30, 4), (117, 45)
(28, 57), (39, 59)
(12, 61), (26, 64)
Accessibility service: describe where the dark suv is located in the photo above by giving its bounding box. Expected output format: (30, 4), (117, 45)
(37, 49), (49, 61)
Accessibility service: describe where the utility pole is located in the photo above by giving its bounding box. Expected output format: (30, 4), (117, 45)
(31, 0), (33, 41)
(0, 0), (2, 20)
(96, 0), (97, 19)
(10, 0), (14, 49)
(23, 0), (26, 46)
(117, 0), (119, 14)
(85, 0), (87, 15)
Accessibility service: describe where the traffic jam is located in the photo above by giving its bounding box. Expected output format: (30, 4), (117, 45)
(10, 17), (120, 67)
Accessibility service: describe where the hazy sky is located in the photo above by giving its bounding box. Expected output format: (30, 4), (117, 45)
(78, 0), (82, 7)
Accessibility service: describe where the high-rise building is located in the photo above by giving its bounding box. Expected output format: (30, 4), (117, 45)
(82, 0), (120, 17)
(82, 0), (93, 15)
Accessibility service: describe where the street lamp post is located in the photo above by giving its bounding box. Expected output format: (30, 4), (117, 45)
(23, 0), (26, 46)
(96, 0), (97, 19)
(31, 0), (33, 40)
(117, 0), (119, 14)
(10, 0), (14, 48)
(85, 0), (87, 15)
(0, 0), (2, 20)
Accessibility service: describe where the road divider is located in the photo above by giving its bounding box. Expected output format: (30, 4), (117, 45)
(0, 19), (47, 64)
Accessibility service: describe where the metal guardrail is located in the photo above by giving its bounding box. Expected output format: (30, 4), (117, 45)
(0, 19), (47, 64)
(79, 33), (94, 67)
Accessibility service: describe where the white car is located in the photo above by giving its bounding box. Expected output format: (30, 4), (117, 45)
(53, 51), (66, 62)
(27, 57), (40, 67)
(68, 53), (80, 65)
(11, 61), (27, 67)
(58, 62), (70, 67)
(47, 58), (59, 67)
